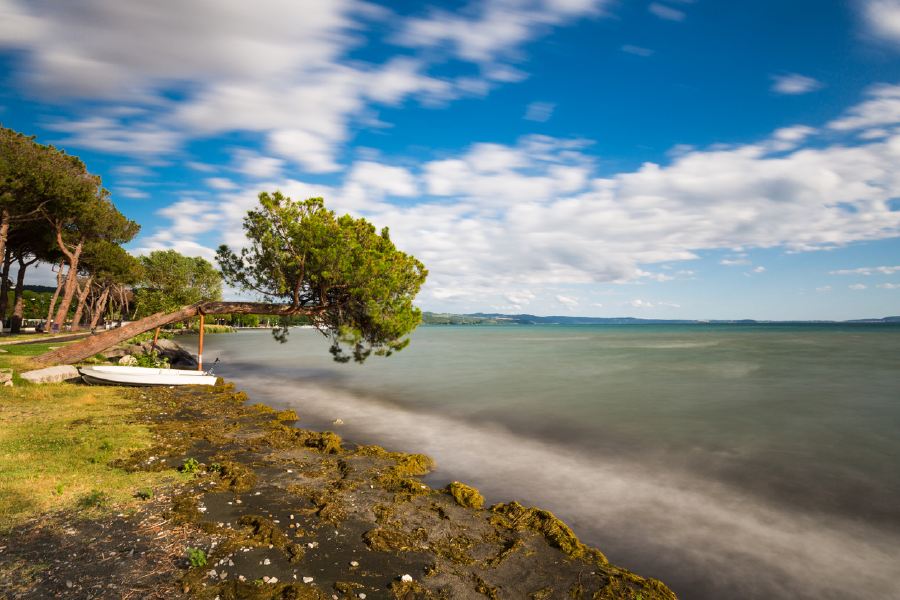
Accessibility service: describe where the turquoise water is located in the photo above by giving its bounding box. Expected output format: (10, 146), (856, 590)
(183, 324), (900, 599)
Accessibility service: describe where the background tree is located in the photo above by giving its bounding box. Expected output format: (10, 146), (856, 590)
(134, 250), (222, 318)
(44, 190), (140, 331)
(35, 193), (427, 366)
(87, 246), (142, 330)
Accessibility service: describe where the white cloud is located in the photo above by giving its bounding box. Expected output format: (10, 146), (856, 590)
(830, 266), (900, 275)
(233, 150), (285, 179)
(849, 284), (868, 290)
(556, 295), (579, 307)
(589, 303), (603, 308)
(135, 89), (900, 306)
(827, 85), (900, 130)
(622, 45), (653, 56)
(117, 187), (149, 199)
(816, 286), (832, 292)
(524, 102), (555, 122)
(506, 290), (536, 305)
(205, 177), (239, 191)
(623, 299), (654, 308)
(395, 0), (609, 63)
(865, 0), (900, 42)
(676, 270), (695, 275)
(752, 266), (765, 272)
(648, 3), (685, 21)
(771, 74), (821, 95)
(720, 259), (752, 266)
(658, 301), (680, 307)
(877, 283), (900, 288)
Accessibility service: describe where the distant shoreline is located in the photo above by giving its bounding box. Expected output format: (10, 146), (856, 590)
(421, 312), (900, 325)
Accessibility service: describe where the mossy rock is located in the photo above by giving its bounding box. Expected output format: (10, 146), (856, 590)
(164, 492), (202, 525)
(390, 580), (437, 599)
(472, 573), (500, 600)
(394, 453), (436, 476)
(209, 460), (258, 493)
(249, 427), (343, 454)
(190, 579), (327, 600)
(445, 481), (484, 509)
(429, 534), (478, 566)
(490, 501), (607, 564)
(276, 409), (298, 421)
(363, 528), (420, 553)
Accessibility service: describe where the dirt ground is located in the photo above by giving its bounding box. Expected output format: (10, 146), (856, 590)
(0, 380), (677, 600)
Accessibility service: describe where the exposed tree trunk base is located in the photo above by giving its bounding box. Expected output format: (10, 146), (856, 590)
(31, 301), (317, 367)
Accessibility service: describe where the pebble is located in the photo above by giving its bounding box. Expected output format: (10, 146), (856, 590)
(359, 594), (366, 599)
(303, 577), (314, 583)
(263, 559), (271, 565)
(401, 574), (413, 582)
(349, 561), (359, 567)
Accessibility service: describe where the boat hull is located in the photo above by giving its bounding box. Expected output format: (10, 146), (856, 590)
(79, 366), (218, 387)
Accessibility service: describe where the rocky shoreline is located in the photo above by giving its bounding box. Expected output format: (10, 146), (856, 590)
(2, 376), (678, 600)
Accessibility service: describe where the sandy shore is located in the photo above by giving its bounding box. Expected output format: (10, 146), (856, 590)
(2, 379), (677, 600)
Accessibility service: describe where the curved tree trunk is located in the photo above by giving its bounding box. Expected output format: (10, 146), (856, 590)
(69, 273), (95, 332)
(32, 301), (317, 367)
(51, 233), (85, 331)
(10, 254), (38, 334)
(0, 249), (12, 329)
(89, 286), (110, 330)
(46, 262), (66, 326)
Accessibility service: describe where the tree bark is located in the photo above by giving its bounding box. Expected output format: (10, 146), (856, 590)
(0, 248), (11, 329)
(0, 208), (9, 282)
(33, 301), (318, 367)
(51, 232), (85, 331)
(46, 262), (66, 326)
(10, 254), (38, 334)
(69, 273), (95, 332)
(89, 286), (110, 330)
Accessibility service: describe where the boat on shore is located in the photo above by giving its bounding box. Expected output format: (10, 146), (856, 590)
(79, 365), (218, 387)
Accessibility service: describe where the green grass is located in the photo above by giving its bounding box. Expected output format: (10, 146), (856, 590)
(187, 324), (235, 334)
(0, 350), (186, 533)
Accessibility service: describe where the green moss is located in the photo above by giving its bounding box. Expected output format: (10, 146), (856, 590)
(570, 580), (584, 599)
(249, 427), (343, 454)
(374, 503), (395, 525)
(429, 534), (478, 566)
(490, 501), (607, 564)
(186, 580), (327, 600)
(164, 492), (202, 525)
(333, 581), (363, 596)
(530, 589), (553, 600)
(472, 573), (499, 600)
(394, 453), (436, 476)
(445, 482), (484, 509)
(286, 485), (347, 525)
(208, 460), (258, 493)
(362, 528), (419, 552)
(484, 537), (524, 567)
(389, 580), (437, 600)
(276, 409), (299, 421)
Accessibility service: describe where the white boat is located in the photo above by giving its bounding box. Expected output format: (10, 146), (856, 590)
(79, 365), (218, 387)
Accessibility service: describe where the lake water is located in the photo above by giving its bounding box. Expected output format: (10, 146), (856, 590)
(180, 324), (900, 599)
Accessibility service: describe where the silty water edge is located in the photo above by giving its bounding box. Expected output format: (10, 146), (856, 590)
(179, 324), (900, 600)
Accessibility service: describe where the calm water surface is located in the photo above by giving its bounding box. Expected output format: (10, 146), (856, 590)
(182, 324), (900, 600)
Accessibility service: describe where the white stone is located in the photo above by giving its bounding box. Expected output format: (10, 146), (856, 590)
(21, 366), (81, 384)
(302, 577), (314, 583)
(401, 574), (413, 582)
(333, 419), (343, 425)
(349, 561), (359, 567)
(0, 368), (12, 383)
(118, 355), (138, 366)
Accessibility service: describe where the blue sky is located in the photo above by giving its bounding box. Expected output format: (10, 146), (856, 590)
(2, 0), (900, 320)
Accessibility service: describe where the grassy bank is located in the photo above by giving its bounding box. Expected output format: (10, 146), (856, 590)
(0, 343), (185, 534)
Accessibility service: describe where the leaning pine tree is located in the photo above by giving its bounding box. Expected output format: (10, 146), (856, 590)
(33, 192), (428, 367)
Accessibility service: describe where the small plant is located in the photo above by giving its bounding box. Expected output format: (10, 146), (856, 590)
(169, 401), (177, 408)
(208, 462), (222, 473)
(99, 440), (112, 451)
(78, 489), (109, 508)
(55, 483), (64, 496)
(187, 548), (207, 567)
(135, 351), (168, 368)
(137, 488), (154, 500)
(253, 579), (264, 586)
(182, 458), (200, 474)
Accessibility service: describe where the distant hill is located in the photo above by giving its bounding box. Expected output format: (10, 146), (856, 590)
(421, 312), (755, 325)
(22, 285), (56, 294)
(421, 312), (900, 325)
